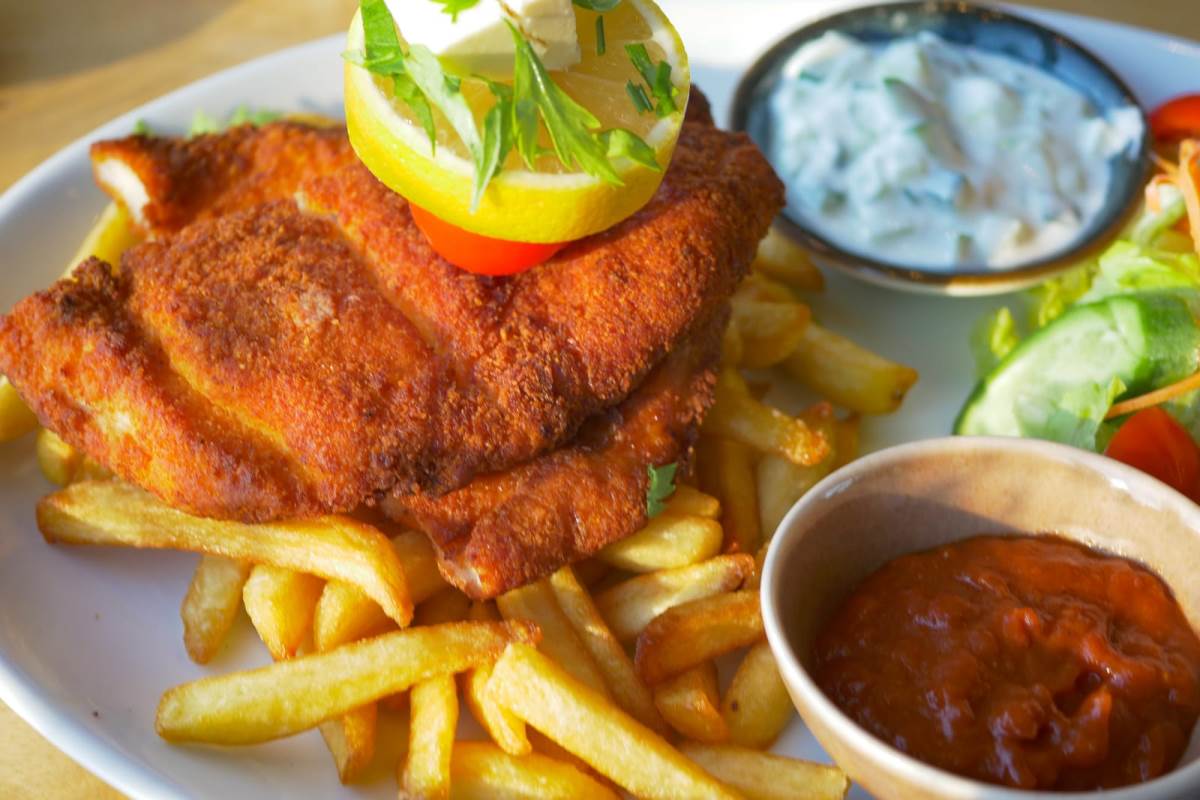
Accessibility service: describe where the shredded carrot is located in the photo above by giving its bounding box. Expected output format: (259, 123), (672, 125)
(1106, 370), (1200, 420)
(1144, 173), (1178, 213)
(1178, 139), (1200, 258)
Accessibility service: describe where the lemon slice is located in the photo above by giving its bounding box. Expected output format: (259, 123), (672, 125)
(344, 0), (689, 243)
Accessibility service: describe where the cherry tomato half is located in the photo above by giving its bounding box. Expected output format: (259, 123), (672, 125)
(1105, 406), (1200, 501)
(410, 204), (567, 276)
(1149, 94), (1200, 143)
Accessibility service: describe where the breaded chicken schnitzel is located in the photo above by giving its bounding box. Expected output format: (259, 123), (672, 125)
(0, 99), (781, 527)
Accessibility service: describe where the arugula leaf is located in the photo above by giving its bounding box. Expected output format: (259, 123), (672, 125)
(188, 109), (221, 137)
(595, 16), (606, 56)
(355, 0), (437, 145)
(625, 43), (677, 117)
(479, 80), (515, 188)
(573, 0), (622, 10)
(645, 463), (677, 518)
(510, 21), (622, 184)
(432, 0), (481, 22)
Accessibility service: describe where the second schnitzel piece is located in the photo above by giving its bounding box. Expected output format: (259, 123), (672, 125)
(0, 106), (783, 521)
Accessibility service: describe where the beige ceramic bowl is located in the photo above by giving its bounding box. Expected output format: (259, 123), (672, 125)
(760, 436), (1200, 800)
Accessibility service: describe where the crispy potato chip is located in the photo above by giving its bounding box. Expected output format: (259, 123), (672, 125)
(653, 663), (728, 744)
(181, 555), (251, 664)
(157, 620), (537, 744)
(401, 674), (457, 800)
(595, 555), (754, 643)
(635, 591), (763, 685)
(243, 565), (324, 660)
(548, 567), (665, 734)
(498, 579), (609, 697)
(487, 644), (738, 799)
(704, 370), (828, 466)
(318, 704), (377, 784)
(597, 515), (723, 573)
(449, 741), (619, 800)
(696, 436), (761, 554)
(681, 743), (850, 800)
(39, 480), (413, 626)
(782, 323), (917, 415)
(722, 641), (792, 749)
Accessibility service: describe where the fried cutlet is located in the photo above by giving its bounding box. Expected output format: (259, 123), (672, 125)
(0, 97), (782, 523)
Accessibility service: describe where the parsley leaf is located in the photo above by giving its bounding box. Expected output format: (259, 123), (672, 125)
(573, 0), (622, 10)
(510, 21), (623, 185)
(625, 43), (678, 117)
(602, 128), (660, 172)
(432, 0), (481, 22)
(188, 109), (221, 137)
(479, 80), (515, 188)
(645, 463), (677, 518)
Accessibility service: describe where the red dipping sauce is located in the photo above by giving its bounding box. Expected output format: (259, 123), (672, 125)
(813, 535), (1200, 790)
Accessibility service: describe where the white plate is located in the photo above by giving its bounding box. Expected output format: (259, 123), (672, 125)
(1, 2), (1198, 798)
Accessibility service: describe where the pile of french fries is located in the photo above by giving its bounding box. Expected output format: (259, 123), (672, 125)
(8, 203), (918, 798)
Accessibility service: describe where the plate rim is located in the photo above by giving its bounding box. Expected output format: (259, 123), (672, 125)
(2, 5), (1200, 798)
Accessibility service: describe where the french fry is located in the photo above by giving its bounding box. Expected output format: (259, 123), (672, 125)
(663, 485), (721, 519)
(730, 296), (810, 369)
(487, 644), (739, 799)
(318, 704), (377, 784)
(752, 228), (825, 292)
(497, 580), (609, 697)
(744, 544), (769, 592)
(721, 322), (744, 367)
(574, 558), (612, 588)
(38, 480), (413, 626)
(462, 602), (531, 756)
(757, 404), (836, 538)
(313, 530), (446, 651)
(832, 414), (861, 470)
(415, 587), (472, 626)
(704, 370), (829, 466)
(243, 564), (324, 660)
(595, 555), (755, 643)
(722, 641), (792, 749)
(635, 591), (764, 685)
(449, 741), (619, 800)
(400, 674), (458, 800)
(696, 436), (761, 554)
(181, 555), (251, 664)
(548, 567), (666, 734)
(36, 429), (81, 487)
(0, 381), (39, 443)
(782, 323), (917, 414)
(653, 663), (728, 744)
(680, 743), (850, 800)
(596, 515), (723, 572)
(156, 620), (537, 745)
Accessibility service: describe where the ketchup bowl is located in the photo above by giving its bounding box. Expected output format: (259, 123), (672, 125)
(761, 436), (1200, 799)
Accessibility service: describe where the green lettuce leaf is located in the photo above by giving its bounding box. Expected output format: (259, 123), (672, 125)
(969, 306), (1018, 379)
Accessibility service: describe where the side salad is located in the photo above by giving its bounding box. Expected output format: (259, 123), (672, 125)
(956, 95), (1200, 500)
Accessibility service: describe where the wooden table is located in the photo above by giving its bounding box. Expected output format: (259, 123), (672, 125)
(0, 1), (1195, 797)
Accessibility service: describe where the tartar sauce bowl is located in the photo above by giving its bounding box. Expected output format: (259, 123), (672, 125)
(732, 2), (1153, 296)
(760, 437), (1200, 800)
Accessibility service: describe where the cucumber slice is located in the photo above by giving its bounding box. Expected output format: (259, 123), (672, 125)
(954, 293), (1200, 447)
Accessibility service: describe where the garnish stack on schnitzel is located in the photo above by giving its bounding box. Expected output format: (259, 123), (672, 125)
(0, 0), (783, 597)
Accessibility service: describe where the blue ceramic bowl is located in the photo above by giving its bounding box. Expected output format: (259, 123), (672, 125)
(731, 1), (1153, 296)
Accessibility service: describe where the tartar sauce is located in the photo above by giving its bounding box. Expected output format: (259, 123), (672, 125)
(766, 31), (1143, 270)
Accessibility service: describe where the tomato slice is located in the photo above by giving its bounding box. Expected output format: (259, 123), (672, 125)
(1105, 407), (1200, 501)
(410, 203), (567, 276)
(1150, 94), (1200, 142)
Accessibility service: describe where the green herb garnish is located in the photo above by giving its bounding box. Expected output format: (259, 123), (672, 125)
(625, 43), (677, 117)
(645, 462), (677, 518)
(432, 0), (480, 21)
(228, 105), (283, 128)
(573, 0), (622, 10)
(187, 109), (221, 137)
(132, 119), (153, 136)
(349, 0), (660, 207)
(625, 80), (652, 115)
(595, 15), (606, 56)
